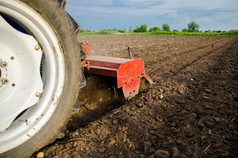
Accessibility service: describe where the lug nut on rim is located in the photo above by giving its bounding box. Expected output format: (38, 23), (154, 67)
(1, 78), (9, 85)
(36, 92), (42, 98)
(0, 60), (8, 68)
(35, 44), (41, 51)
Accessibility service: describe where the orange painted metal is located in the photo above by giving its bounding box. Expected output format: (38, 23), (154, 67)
(80, 43), (90, 56)
(80, 42), (153, 99)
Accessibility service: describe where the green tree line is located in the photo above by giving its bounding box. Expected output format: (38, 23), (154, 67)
(79, 21), (238, 36)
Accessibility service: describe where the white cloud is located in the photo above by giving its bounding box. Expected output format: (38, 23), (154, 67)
(158, 0), (238, 10)
(196, 17), (210, 23)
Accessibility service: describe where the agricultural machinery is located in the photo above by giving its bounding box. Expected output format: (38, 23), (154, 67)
(0, 0), (152, 157)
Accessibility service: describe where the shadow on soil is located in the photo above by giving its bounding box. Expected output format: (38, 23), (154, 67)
(67, 75), (125, 131)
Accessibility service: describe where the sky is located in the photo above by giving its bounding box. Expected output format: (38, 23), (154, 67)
(66, 0), (238, 31)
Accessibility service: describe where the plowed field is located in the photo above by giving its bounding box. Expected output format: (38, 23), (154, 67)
(38, 35), (238, 158)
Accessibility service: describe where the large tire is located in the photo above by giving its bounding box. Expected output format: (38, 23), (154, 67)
(0, 0), (81, 157)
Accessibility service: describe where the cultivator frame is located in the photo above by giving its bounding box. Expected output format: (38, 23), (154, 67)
(80, 43), (153, 99)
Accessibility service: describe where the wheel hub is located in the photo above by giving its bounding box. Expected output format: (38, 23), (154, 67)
(0, 15), (43, 132)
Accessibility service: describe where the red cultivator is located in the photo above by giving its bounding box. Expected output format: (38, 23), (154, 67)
(81, 43), (153, 99)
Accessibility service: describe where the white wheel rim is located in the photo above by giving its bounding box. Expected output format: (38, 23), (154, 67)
(0, 0), (65, 153)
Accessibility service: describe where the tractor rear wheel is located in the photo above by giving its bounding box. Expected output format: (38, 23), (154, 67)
(0, 0), (81, 157)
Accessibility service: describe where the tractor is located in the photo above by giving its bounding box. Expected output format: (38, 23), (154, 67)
(0, 0), (152, 157)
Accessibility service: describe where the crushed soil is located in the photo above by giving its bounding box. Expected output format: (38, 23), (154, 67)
(37, 35), (238, 158)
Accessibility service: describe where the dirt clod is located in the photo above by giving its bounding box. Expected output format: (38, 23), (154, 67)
(155, 149), (169, 158)
(143, 141), (152, 153)
(172, 147), (180, 158)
